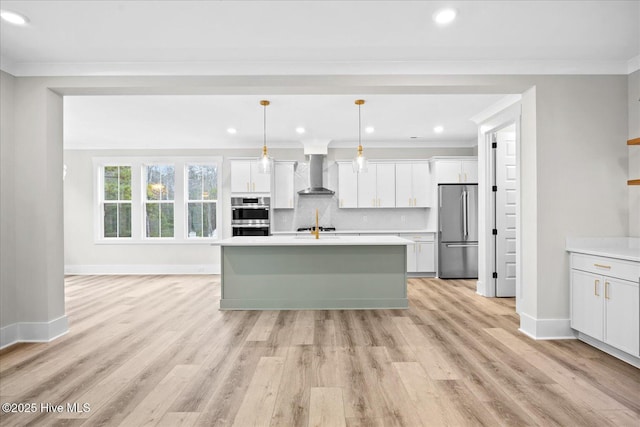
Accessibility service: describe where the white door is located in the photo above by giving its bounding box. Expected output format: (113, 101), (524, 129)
(412, 163), (431, 207)
(395, 163), (413, 207)
(338, 163), (358, 208)
(230, 161), (252, 193)
(495, 129), (517, 297)
(604, 277), (639, 356)
(570, 270), (603, 340)
(250, 161), (271, 193)
(357, 163), (377, 208)
(274, 162), (294, 209)
(376, 163), (396, 207)
(435, 160), (461, 183)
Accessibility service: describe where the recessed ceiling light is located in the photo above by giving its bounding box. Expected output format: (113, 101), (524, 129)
(433, 8), (456, 25)
(0, 10), (29, 26)
(433, 125), (444, 133)
(227, 128), (237, 134)
(295, 127), (306, 134)
(365, 126), (375, 134)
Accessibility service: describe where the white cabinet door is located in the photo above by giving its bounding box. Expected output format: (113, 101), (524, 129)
(338, 162), (358, 208)
(358, 164), (377, 208)
(376, 163), (396, 207)
(604, 277), (640, 356)
(250, 161), (271, 193)
(412, 163), (431, 207)
(406, 243), (417, 272)
(274, 162), (294, 209)
(570, 269), (604, 341)
(395, 164), (413, 208)
(461, 160), (478, 183)
(435, 160), (462, 184)
(230, 161), (252, 193)
(416, 242), (435, 272)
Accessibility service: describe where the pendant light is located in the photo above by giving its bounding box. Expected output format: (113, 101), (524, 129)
(352, 99), (368, 173)
(257, 99), (272, 174)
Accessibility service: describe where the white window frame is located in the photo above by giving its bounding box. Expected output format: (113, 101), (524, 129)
(143, 162), (177, 240)
(184, 162), (220, 239)
(93, 156), (222, 244)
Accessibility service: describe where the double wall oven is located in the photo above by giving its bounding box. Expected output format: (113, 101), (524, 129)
(231, 197), (270, 236)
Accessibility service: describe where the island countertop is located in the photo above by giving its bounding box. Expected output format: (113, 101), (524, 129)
(219, 235), (413, 247)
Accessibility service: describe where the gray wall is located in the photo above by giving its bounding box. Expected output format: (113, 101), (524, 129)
(0, 73), (632, 341)
(1, 71), (16, 330)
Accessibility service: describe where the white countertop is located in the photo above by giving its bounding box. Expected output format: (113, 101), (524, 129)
(219, 235), (413, 247)
(566, 237), (640, 262)
(270, 229), (436, 235)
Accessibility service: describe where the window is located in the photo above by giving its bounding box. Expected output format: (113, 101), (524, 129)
(145, 164), (175, 238)
(102, 166), (132, 238)
(94, 157), (221, 244)
(186, 164), (218, 238)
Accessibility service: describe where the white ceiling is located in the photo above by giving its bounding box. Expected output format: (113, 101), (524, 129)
(63, 94), (507, 149)
(1, 1), (638, 76)
(5, 1), (637, 150)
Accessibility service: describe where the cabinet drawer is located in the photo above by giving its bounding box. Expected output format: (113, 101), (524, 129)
(571, 253), (640, 283)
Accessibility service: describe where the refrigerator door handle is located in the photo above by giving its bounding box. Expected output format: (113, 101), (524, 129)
(462, 190), (468, 238)
(445, 243), (479, 248)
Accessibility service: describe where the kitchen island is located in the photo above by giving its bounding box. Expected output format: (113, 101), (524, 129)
(219, 235), (411, 310)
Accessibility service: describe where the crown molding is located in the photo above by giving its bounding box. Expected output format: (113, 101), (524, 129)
(1, 59), (635, 77)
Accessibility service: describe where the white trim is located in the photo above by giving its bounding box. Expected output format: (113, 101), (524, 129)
(469, 95), (522, 125)
(64, 264), (220, 275)
(3, 59), (635, 77)
(0, 316), (69, 349)
(518, 312), (576, 340)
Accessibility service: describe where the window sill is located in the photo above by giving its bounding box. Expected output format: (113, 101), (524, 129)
(95, 239), (220, 245)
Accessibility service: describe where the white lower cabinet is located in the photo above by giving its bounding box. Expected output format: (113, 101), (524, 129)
(400, 234), (435, 274)
(570, 253), (639, 358)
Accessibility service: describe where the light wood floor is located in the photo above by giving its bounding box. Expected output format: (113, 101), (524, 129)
(1, 275), (639, 426)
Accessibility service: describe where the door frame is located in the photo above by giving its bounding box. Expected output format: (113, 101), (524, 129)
(473, 97), (522, 313)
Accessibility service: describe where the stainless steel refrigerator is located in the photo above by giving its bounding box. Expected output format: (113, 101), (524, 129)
(438, 184), (478, 279)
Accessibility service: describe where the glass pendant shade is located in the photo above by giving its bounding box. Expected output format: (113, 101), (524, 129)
(257, 100), (272, 174)
(352, 99), (368, 173)
(258, 145), (272, 174)
(352, 145), (368, 173)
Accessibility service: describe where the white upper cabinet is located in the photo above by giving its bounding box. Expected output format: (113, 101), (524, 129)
(433, 158), (477, 184)
(357, 163), (396, 208)
(338, 162), (358, 208)
(395, 162), (431, 207)
(230, 160), (271, 194)
(274, 162), (295, 209)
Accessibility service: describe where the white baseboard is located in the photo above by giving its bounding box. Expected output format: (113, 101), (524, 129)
(518, 312), (576, 340)
(578, 333), (640, 368)
(64, 264), (221, 275)
(0, 315), (69, 349)
(476, 279), (496, 297)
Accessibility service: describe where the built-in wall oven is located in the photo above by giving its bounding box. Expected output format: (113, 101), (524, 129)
(231, 197), (270, 236)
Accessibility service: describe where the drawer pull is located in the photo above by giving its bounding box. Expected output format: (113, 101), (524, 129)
(605, 281), (610, 300)
(594, 279), (600, 296)
(593, 263), (611, 270)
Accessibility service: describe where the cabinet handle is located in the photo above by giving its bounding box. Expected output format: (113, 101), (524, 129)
(372, 198), (375, 207)
(252, 183), (256, 192)
(409, 197), (412, 206)
(605, 281), (610, 300)
(594, 263), (611, 270)
(414, 197), (417, 206)
(594, 279), (599, 296)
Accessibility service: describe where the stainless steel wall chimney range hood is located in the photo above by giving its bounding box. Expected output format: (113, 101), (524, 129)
(298, 154), (335, 196)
